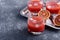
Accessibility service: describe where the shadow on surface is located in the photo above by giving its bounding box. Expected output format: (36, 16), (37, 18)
(45, 25), (60, 33)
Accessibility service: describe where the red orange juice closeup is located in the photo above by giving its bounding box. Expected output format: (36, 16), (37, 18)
(28, 0), (43, 13)
(28, 16), (45, 34)
(46, 1), (60, 13)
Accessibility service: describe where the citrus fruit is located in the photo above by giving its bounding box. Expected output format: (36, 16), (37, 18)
(38, 10), (50, 20)
(53, 15), (60, 26)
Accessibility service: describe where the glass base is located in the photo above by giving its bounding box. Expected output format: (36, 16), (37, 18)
(28, 29), (42, 35)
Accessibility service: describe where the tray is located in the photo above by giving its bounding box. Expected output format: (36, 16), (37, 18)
(20, 7), (60, 29)
(20, 7), (30, 17)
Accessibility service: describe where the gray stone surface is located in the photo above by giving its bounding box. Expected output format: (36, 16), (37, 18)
(0, 0), (60, 40)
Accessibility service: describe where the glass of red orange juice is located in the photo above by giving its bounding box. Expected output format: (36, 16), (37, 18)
(27, 0), (43, 15)
(46, 0), (60, 13)
(27, 16), (45, 35)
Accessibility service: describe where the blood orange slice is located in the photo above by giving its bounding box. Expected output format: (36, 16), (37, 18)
(53, 15), (60, 26)
(38, 10), (50, 20)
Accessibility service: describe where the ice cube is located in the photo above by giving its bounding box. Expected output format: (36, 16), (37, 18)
(34, 3), (38, 6)
(35, 24), (39, 28)
(47, 6), (51, 9)
(29, 4), (32, 7)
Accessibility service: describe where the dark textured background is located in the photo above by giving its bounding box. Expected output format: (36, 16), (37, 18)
(0, 0), (60, 40)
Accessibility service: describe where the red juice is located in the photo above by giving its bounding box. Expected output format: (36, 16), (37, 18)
(28, 16), (45, 34)
(46, 1), (60, 13)
(28, 1), (43, 13)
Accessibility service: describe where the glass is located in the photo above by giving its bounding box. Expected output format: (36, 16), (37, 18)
(27, 0), (43, 15)
(46, 0), (60, 13)
(27, 16), (45, 35)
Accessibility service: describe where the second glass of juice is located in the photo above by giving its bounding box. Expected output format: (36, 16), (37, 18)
(46, 0), (60, 13)
(27, 16), (45, 35)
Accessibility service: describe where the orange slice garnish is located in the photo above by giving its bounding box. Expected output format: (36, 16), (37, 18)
(53, 15), (60, 26)
(38, 10), (50, 20)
